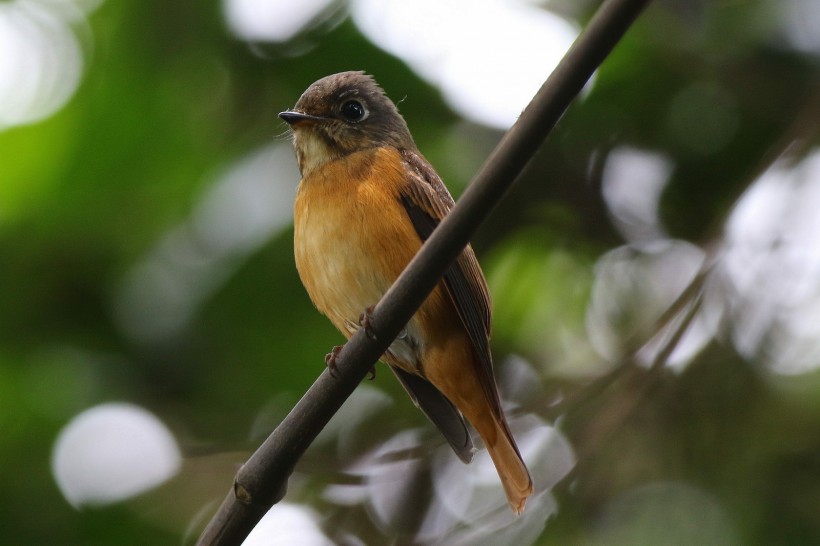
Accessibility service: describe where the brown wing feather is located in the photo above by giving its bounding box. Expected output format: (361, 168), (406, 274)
(398, 149), (502, 418)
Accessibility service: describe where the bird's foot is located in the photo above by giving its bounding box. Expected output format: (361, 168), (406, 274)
(367, 365), (376, 380)
(324, 345), (343, 377)
(358, 305), (378, 341)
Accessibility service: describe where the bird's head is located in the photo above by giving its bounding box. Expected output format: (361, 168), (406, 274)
(279, 71), (415, 177)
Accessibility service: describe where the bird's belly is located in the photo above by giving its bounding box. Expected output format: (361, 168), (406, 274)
(293, 161), (428, 367)
(296, 218), (394, 330)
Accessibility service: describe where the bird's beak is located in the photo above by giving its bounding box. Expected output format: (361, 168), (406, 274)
(279, 110), (325, 126)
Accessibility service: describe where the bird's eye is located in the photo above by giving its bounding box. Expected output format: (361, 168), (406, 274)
(340, 100), (368, 122)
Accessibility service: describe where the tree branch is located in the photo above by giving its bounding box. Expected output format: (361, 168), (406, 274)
(196, 0), (651, 543)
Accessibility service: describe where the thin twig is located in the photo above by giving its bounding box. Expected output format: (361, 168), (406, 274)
(555, 250), (712, 490)
(648, 291), (704, 373)
(546, 249), (717, 419)
(196, 0), (651, 543)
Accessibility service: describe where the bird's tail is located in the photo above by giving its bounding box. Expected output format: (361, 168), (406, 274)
(475, 410), (533, 515)
(420, 336), (533, 513)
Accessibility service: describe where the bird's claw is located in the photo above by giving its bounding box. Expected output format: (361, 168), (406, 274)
(358, 305), (378, 341)
(325, 345), (343, 377)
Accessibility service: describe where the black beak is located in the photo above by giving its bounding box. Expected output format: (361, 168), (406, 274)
(279, 110), (324, 126)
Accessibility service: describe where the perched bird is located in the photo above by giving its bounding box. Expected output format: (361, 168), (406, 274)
(280, 71), (533, 514)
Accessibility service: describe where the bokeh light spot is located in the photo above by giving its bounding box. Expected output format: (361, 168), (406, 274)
(0, 0), (92, 129)
(722, 150), (820, 374)
(51, 402), (181, 508)
(602, 147), (672, 244)
(242, 503), (333, 546)
(587, 241), (720, 370)
(351, 0), (578, 129)
(223, 0), (335, 43)
(114, 143), (298, 343)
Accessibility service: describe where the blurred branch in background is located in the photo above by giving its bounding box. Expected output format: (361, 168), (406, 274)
(197, 0), (651, 543)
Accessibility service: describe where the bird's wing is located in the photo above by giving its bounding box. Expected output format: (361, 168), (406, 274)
(389, 364), (474, 462)
(397, 148), (502, 417)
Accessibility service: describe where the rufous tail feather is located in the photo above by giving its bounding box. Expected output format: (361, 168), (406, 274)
(480, 413), (533, 515)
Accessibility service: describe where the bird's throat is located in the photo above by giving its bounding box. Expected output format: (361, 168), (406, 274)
(294, 130), (342, 178)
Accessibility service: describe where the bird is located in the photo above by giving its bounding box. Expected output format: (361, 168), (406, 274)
(279, 71), (533, 514)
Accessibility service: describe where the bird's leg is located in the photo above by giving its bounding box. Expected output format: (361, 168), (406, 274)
(324, 345), (343, 377)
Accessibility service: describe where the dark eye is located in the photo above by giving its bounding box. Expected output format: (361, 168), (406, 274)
(340, 100), (367, 122)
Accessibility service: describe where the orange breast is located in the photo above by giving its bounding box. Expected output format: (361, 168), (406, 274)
(293, 146), (450, 361)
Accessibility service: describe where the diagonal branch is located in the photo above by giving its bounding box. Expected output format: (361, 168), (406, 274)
(196, 0), (651, 543)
